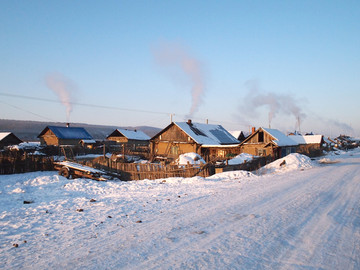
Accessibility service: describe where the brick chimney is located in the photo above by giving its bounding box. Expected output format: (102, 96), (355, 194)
(252, 127), (256, 134)
(187, 119), (192, 125)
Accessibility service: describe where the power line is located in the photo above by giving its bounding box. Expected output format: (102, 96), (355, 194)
(0, 92), (244, 128)
(0, 100), (55, 121)
(0, 92), (171, 116)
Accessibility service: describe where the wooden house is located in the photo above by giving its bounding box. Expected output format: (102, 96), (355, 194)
(107, 129), (150, 151)
(0, 132), (23, 149)
(288, 134), (325, 157)
(239, 127), (298, 159)
(150, 120), (240, 162)
(38, 126), (93, 146)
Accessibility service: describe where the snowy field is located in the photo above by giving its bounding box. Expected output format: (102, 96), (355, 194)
(1, 150), (360, 269)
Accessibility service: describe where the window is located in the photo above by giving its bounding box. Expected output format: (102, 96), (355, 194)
(258, 132), (264, 142)
(218, 150), (226, 158)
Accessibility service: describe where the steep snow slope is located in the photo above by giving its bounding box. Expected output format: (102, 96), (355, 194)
(0, 150), (360, 269)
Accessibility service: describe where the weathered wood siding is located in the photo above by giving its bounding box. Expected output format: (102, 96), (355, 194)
(296, 144), (323, 157)
(151, 124), (199, 159)
(239, 143), (274, 156)
(245, 131), (273, 144)
(39, 129), (81, 146)
(0, 134), (22, 148)
(240, 130), (277, 157)
(40, 129), (60, 145)
(201, 147), (241, 161)
(107, 136), (128, 143)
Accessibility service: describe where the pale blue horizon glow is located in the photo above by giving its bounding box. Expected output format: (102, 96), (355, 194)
(1, 1), (359, 137)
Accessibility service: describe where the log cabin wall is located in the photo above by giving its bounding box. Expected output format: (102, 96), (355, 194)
(40, 130), (60, 145)
(202, 146), (241, 161)
(151, 124), (199, 159)
(296, 144), (322, 157)
(40, 129), (82, 146)
(107, 136), (128, 143)
(240, 143), (272, 156)
(58, 139), (82, 145)
(239, 129), (277, 157)
(0, 134), (22, 149)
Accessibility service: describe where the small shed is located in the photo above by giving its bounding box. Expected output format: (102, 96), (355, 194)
(239, 127), (298, 159)
(0, 132), (23, 149)
(107, 128), (150, 151)
(150, 120), (240, 162)
(38, 126), (93, 146)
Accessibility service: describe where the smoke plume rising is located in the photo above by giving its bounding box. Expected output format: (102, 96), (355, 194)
(45, 73), (76, 121)
(153, 42), (205, 118)
(327, 119), (354, 134)
(240, 80), (306, 129)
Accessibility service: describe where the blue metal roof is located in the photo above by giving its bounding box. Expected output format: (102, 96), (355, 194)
(174, 122), (240, 146)
(42, 126), (93, 140)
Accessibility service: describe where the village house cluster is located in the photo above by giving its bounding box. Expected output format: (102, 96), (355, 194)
(1, 120), (358, 164)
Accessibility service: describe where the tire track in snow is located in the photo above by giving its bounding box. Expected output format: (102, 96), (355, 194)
(131, 159), (360, 269)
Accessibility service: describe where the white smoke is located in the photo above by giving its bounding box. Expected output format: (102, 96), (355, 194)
(327, 119), (354, 134)
(240, 80), (307, 129)
(45, 73), (76, 122)
(153, 42), (205, 118)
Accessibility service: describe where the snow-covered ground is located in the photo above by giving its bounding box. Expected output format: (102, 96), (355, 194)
(1, 149), (360, 269)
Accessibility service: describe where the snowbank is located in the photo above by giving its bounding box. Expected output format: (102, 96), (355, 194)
(206, 170), (257, 181)
(8, 142), (41, 151)
(175, 152), (205, 165)
(228, 153), (256, 165)
(257, 153), (314, 175)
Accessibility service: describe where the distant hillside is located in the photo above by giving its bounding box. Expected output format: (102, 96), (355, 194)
(0, 119), (161, 141)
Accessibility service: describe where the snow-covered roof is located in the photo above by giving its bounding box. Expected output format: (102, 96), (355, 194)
(115, 129), (150, 141)
(229, 130), (249, 139)
(263, 128), (298, 147)
(288, 135), (323, 145)
(174, 122), (240, 146)
(229, 131), (242, 139)
(80, 139), (97, 144)
(39, 126), (93, 140)
(0, 132), (11, 141)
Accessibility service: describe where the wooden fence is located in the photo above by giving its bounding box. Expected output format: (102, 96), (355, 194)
(0, 150), (275, 180)
(84, 157), (215, 181)
(0, 152), (54, 175)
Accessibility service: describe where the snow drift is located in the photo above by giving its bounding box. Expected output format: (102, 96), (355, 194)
(228, 153), (256, 165)
(257, 153), (314, 175)
(174, 152), (206, 165)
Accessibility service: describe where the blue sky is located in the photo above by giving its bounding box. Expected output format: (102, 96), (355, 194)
(1, 0), (359, 137)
